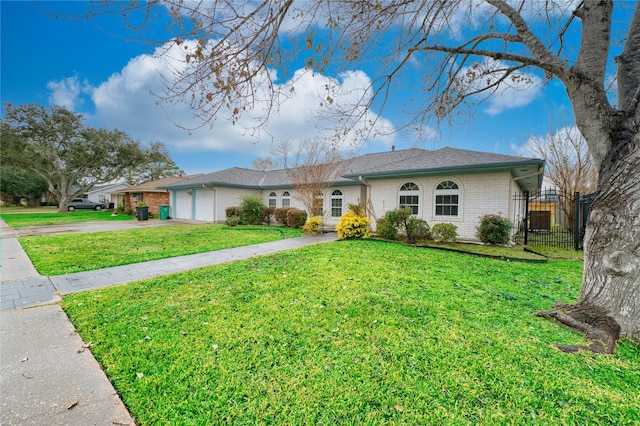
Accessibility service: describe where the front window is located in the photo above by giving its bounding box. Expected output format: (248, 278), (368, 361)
(399, 182), (419, 215)
(435, 180), (459, 216)
(268, 192), (277, 208)
(331, 189), (343, 217)
(282, 191), (291, 207)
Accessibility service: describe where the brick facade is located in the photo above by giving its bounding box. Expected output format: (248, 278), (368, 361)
(124, 191), (170, 215)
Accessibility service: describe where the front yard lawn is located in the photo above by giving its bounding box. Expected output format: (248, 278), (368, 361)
(63, 240), (640, 425)
(1, 210), (133, 228)
(21, 225), (302, 275)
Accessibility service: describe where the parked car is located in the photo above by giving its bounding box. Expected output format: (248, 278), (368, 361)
(67, 198), (105, 211)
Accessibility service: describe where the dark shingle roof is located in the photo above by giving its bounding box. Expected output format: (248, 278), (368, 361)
(162, 147), (544, 190)
(120, 174), (203, 192)
(342, 147), (542, 178)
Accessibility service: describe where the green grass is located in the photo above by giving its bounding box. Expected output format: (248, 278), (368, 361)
(1, 210), (133, 227)
(417, 241), (547, 261)
(21, 225), (302, 275)
(62, 240), (640, 425)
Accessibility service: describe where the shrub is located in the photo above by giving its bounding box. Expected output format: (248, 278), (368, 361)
(274, 208), (291, 225)
(378, 207), (428, 243)
(303, 216), (324, 235)
(225, 215), (241, 227)
(406, 217), (431, 244)
(225, 206), (241, 219)
(286, 208), (307, 228)
(346, 202), (366, 217)
(376, 217), (398, 240)
(262, 207), (275, 225)
(240, 195), (266, 225)
(336, 209), (371, 240)
(477, 214), (513, 245)
(431, 223), (458, 243)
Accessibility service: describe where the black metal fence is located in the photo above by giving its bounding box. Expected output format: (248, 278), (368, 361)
(512, 189), (596, 250)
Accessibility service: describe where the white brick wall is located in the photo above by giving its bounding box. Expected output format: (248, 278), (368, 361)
(171, 172), (520, 239)
(366, 172), (515, 241)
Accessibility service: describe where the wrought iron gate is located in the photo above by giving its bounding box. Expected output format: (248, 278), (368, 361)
(512, 189), (595, 250)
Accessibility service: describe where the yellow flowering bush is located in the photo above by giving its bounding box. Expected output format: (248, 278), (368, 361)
(336, 210), (371, 239)
(303, 216), (324, 235)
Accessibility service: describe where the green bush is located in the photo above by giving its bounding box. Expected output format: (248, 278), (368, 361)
(303, 216), (324, 235)
(346, 202), (366, 217)
(431, 223), (458, 243)
(336, 208), (371, 240)
(378, 207), (428, 243)
(240, 195), (266, 225)
(225, 206), (241, 219)
(274, 208), (291, 225)
(376, 217), (398, 240)
(225, 215), (242, 227)
(406, 217), (431, 244)
(477, 214), (513, 245)
(286, 208), (307, 228)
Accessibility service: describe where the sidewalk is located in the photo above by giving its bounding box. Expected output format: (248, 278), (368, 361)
(1, 219), (338, 424)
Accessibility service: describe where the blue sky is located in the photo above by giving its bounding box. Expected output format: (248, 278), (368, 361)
(0, 1), (625, 175)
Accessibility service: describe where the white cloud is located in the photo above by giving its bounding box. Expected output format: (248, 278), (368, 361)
(84, 39), (394, 157)
(46, 76), (90, 110)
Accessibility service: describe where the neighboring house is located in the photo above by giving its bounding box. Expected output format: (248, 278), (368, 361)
(162, 148), (544, 241)
(115, 175), (203, 215)
(87, 181), (131, 206)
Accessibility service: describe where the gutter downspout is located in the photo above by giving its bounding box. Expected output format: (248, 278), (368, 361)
(358, 175), (371, 216)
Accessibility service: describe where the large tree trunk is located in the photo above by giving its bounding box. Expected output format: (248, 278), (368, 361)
(537, 129), (639, 352)
(580, 130), (640, 342)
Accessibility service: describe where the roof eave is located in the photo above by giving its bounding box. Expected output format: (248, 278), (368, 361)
(343, 160), (544, 180)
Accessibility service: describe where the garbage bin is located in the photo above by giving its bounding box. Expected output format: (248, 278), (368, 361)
(136, 206), (149, 221)
(159, 205), (171, 220)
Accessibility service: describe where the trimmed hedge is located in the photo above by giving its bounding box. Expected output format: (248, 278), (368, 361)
(286, 208), (307, 228)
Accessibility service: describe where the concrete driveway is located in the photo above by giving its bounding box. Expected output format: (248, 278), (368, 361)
(9, 218), (202, 237)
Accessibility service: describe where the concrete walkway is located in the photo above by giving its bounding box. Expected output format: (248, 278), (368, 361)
(0, 219), (337, 424)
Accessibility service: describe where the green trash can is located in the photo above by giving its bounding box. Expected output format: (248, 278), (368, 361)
(159, 205), (171, 220)
(136, 206), (149, 221)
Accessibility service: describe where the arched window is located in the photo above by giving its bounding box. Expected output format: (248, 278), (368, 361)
(435, 180), (459, 216)
(268, 192), (277, 208)
(331, 189), (343, 217)
(399, 182), (419, 215)
(282, 191), (291, 207)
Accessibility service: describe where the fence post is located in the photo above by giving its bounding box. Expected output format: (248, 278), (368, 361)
(524, 191), (529, 245)
(574, 192), (580, 250)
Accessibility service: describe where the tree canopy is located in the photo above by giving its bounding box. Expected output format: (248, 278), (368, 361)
(1, 103), (181, 211)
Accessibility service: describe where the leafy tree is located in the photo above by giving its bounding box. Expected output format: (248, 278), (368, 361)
(124, 142), (184, 185)
(0, 165), (48, 206)
(92, 1), (639, 350)
(2, 103), (178, 212)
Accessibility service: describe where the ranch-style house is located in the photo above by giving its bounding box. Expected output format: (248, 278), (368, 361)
(161, 147), (544, 241)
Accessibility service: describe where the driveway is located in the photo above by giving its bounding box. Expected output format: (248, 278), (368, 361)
(8, 218), (203, 237)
